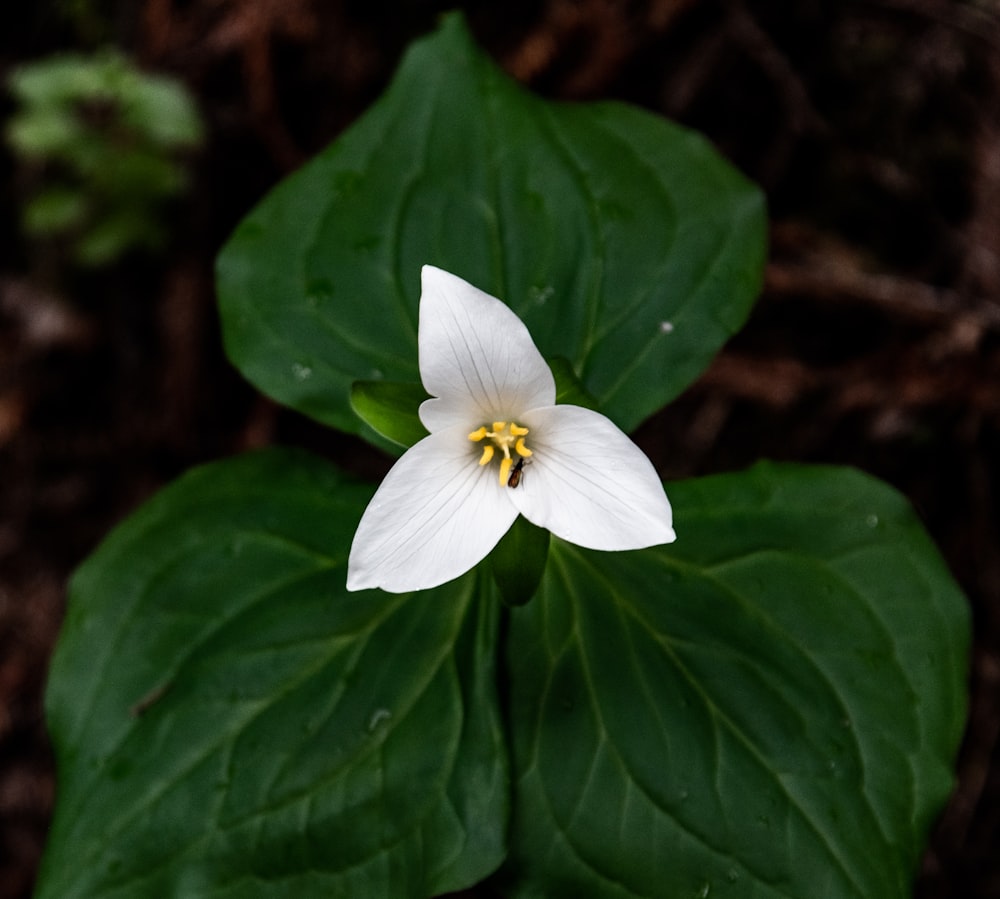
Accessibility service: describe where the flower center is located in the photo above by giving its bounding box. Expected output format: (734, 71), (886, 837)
(468, 421), (533, 486)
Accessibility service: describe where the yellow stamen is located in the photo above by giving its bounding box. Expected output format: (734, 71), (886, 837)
(467, 419), (534, 485)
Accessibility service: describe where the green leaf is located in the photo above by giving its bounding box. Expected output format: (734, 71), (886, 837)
(216, 12), (766, 438)
(37, 449), (507, 898)
(73, 210), (162, 267)
(548, 356), (599, 412)
(126, 75), (204, 147)
(350, 379), (428, 449)
(498, 462), (968, 898)
(24, 186), (88, 233)
(5, 109), (82, 157)
(489, 514), (550, 607)
(6, 53), (109, 106)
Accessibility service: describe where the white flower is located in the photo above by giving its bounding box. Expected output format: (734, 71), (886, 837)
(346, 266), (676, 593)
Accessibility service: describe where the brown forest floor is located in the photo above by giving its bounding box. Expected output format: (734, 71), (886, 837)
(2, 1), (999, 897)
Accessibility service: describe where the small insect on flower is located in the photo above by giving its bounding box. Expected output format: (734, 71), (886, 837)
(507, 457), (527, 488)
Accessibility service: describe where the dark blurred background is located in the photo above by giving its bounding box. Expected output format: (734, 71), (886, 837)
(1, 1), (998, 897)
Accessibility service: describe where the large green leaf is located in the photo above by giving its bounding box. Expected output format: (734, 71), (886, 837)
(498, 462), (968, 898)
(37, 450), (507, 898)
(216, 12), (766, 438)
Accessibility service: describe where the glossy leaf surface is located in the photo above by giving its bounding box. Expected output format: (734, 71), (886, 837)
(37, 451), (967, 898)
(350, 379), (429, 449)
(37, 450), (507, 899)
(499, 462), (968, 898)
(216, 13), (766, 438)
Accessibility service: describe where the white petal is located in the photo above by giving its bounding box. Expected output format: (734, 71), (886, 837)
(417, 266), (555, 433)
(508, 405), (676, 551)
(347, 424), (519, 593)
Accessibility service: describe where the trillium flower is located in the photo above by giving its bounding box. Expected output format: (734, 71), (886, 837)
(346, 266), (676, 593)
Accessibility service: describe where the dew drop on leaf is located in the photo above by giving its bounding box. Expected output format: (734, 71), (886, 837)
(367, 708), (392, 732)
(528, 285), (554, 305)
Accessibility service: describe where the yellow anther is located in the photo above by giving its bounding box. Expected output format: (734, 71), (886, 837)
(469, 419), (534, 483)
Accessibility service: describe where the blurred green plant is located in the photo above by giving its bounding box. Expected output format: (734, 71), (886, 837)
(5, 50), (203, 267)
